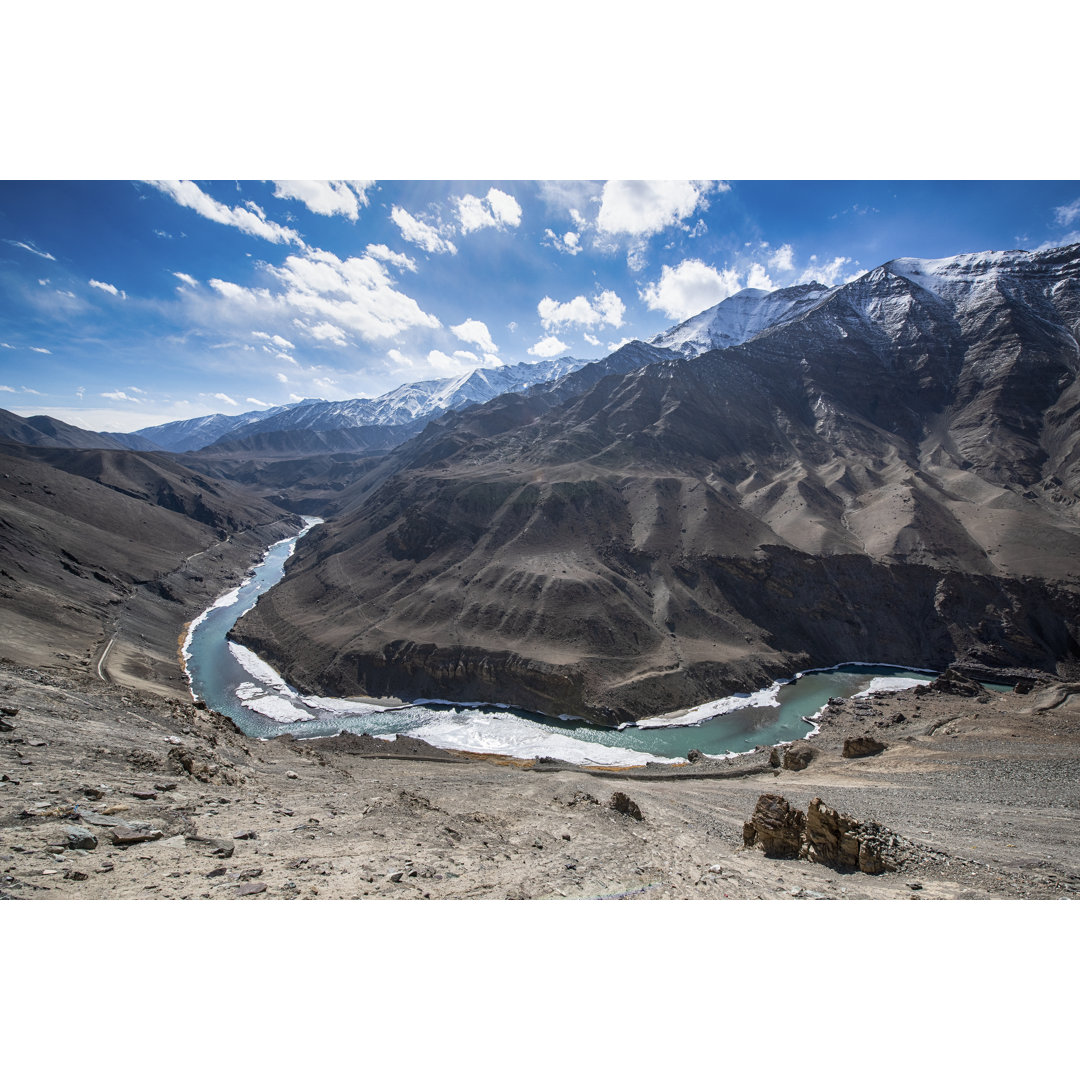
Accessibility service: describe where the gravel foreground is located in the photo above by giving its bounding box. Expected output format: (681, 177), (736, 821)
(1, 660), (1078, 901)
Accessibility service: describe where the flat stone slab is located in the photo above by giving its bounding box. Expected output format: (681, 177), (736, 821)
(110, 827), (164, 846)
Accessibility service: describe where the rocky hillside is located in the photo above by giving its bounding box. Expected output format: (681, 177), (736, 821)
(234, 245), (1080, 724)
(0, 433), (300, 687)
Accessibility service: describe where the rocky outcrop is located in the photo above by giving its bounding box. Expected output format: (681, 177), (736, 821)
(743, 794), (904, 874)
(920, 669), (985, 697)
(803, 798), (901, 874)
(742, 794), (806, 858)
(842, 735), (887, 758)
(782, 743), (816, 771)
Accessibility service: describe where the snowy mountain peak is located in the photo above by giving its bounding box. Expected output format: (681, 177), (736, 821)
(650, 281), (833, 358)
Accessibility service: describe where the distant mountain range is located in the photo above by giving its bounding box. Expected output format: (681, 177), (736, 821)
(113, 357), (590, 453)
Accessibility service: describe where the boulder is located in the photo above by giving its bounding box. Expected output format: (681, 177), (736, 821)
(609, 792), (643, 821)
(843, 735), (887, 758)
(743, 794), (805, 858)
(65, 826), (98, 850)
(782, 743), (815, 771)
(768, 747), (781, 767)
(687, 749), (704, 763)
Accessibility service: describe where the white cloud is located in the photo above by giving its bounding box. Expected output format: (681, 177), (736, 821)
(0, 385), (14, 392)
(272, 181), (373, 221)
(89, 278), (125, 298)
(30, 346), (52, 354)
(102, 389), (141, 402)
(746, 263), (775, 291)
(365, 244), (417, 272)
(768, 243), (795, 272)
(276, 372), (289, 383)
(149, 180), (304, 246)
(391, 205), (457, 255)
(4, 239), (55, 260)
(536, 181), (603, 219)
(528, 335), (569, 357)
(207, 247), (440, 344)
(583, 333), (600, 347)
(626, 242), (648, 273)
(252, 331), (295, 350)
(486, 188), (522, 227)
(426, 349), (474, 376)
(246, 397), (272, 407)
(173, 271), (199, 287)
(1054, 197), (1080, 227)
(538, 289), (625, 330)
(453, 349), (478, 363)
(296, 319), (349, 346)
(212, 392), (239, 406)
(596, 181), (719, 237)
(450, 318), (498, 354)
(607, 337), (632, 352)
(456, 187), (522, 233)
(798, 255), (852, 287)
(543, 228), (583, 255)
(640, 259), (742, 320)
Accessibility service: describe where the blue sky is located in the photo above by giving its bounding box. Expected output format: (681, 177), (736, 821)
(3, 179), (1080, 433)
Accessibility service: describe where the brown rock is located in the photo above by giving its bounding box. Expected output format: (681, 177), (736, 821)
(609, 792), (643, 820)
(782, 743), (815, 771)
(110, 827), (164, 846)
(930, 669), (982, 697)
(743, 794), (805, 858)
(768, 747), (781, 767)
(803, 797), (899, 875)
(842, 735), (887, 758)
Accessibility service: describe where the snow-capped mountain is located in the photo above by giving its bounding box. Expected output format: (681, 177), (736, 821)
(233, 357), (588, 442)
(128, 358), (588, 452)
(129, 405), (290, 453)
(650, 281), (833, 357)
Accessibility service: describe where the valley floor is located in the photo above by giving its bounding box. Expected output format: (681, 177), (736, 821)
(2, 659), (1077, 900)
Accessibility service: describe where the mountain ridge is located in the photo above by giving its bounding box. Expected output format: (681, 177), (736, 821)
(233, 243), (1080, 724)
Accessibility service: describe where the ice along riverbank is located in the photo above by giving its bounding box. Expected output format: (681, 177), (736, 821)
(183, 522), (937, 767)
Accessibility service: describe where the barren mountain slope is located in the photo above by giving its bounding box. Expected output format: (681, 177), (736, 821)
(235, 247), (1080, 724)
(0, 440), (300, 692)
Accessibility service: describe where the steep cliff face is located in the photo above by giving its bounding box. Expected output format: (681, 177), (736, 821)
(235, 245), (1080, 723)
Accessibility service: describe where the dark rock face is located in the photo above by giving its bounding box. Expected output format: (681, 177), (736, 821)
(742, 794), (806, 858)
(782, 743), (816, 771)
(803, 798), (900, 875)
(927, 669), (984, 697)
(842, 735), (887, 758)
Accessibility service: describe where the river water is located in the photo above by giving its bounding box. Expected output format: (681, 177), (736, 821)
(183, 522), (939, 767)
